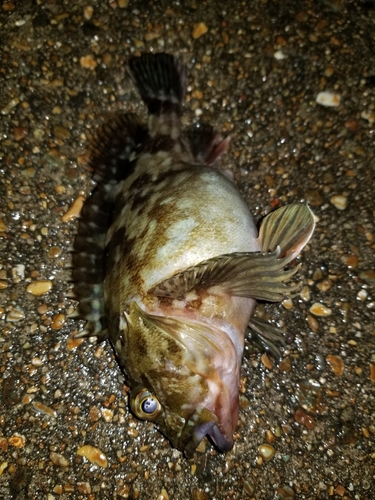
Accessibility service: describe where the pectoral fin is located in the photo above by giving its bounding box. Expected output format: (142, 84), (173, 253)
(151, 248), (301, 302)
(259, 203), (315, 261)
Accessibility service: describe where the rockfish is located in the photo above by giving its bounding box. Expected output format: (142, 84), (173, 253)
(72, 53), (315, 457)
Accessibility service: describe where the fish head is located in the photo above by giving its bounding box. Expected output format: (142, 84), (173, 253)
(119, 302), (239, 456)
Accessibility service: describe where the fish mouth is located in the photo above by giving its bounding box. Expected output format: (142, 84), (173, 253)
(181, 407), (234, 458)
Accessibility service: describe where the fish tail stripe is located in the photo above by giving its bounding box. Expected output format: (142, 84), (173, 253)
(127, 53), (186, 113)
(72, 114), (147, 338)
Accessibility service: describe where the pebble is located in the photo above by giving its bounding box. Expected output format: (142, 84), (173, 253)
(192, 23), (208, 39)
(118, 0), (129, 6)
(330, 195), (348, 210)
(359, 270), (375, 286)
(326, 355), (344, 376)
(77, 445), (108, 468)
(279, 356), (292, 372)
(2, 376), (23, 407)
(258, 443), (275, 461)
(53, 125), (71, 140)
(26, 280), (52, 296)
(274, 50), (286, 60)
(6, 308), (25, 322)
(361, 110), (375, 124)
(8, 434), (26, 448)
(83, 6), (93, 20)
(51, 313), (66, 330)
(156, 488), (169, 500)
(316, 91), (341, 107)
(370, 364), (375, 382)
(0, 219), (7, 232)
(261, 353), (273, 370)
(50, 452), (69, 467)
(294, 408), (316, 430)
(0, 462), (8, 476)
(80, 55), (97, 70)
(62, 195), (85, 222)
(48, 246), (62, 258)
(32, 401), (57, 418)
(13, 126), (28, 141)
(309, 302), (332, 317)
(317, 279), (333, 292)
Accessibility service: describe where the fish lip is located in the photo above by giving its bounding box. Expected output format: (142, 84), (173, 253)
(183, 421), (233, 457)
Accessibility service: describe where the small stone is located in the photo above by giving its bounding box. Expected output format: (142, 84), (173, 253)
(326, 355), (344, 376)
(3, 2), (15, 11)
(51, 313), (66, 330)
(261, 354), (273, 370)
(1, 97), (19, 114)
(102, 409), (114, 423)
(307, 314), (319, 332)
(62, 195), (85, 222)
(276, 485), (295, 499)
(294, 409), (316, 430)
(309, 302), (332, 317)
(330, 195), (348, 210)
(53, 125), (71, 140)
(359, 270), (375, 286)
(6, 308), (25, 322)
(258, 443), (275, 461)
(265, 430), (276, 443)
(361, 110), (375, 124)
(341, 254), (358, 268)
(50, 452), (70, 467)
(316, 91), (341, 107)
(27, 280), (52, 296)
(317, 279), (333, 292)
(0, 220), (7, 232)
(48, 246), (62, 258)
(305, 189), (323, 206)
(77, 445), (108, 468)
(118, 0), (129, 6)
(279, 356), (292, 372)
(13, 126), (28, 141)
(83, 6), (93, 20)
(77, 482), (92, 494)
(370, 364), (375, 382)
(8, 434), (26, 448)
(80, 55), (97, 70)
(274, 50), (286, 60)
(156, 488), (169, 500)
(192, 22), (208, 39)
(32, 401), (57, 418)
(282, 298), (294, 309)
(0, 462), (8, 476)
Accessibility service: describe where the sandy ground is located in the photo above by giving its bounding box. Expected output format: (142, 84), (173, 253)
(1, 1), (375, 499)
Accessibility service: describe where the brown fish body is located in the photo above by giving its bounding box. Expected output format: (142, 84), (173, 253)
(73, 53), (315, 456)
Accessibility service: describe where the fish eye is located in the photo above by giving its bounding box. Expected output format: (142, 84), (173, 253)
(131, 388), (161, 420)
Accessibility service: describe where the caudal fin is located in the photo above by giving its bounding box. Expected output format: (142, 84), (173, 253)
(127, 53), (185, 138)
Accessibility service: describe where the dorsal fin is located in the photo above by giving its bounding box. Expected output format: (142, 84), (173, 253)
(71, 114), (147, 337)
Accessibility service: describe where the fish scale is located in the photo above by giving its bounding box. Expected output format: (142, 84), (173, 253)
(72, 52), (315, 456)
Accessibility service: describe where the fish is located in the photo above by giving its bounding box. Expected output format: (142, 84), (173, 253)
(72, 53), (315, 457)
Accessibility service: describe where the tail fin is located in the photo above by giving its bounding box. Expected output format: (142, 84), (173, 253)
(128, 53), (185, 138)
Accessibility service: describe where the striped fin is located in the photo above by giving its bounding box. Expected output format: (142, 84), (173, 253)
(71, 114), (147, 338)
(259, 203), (315, 262)
(127, 53), (185, 139)
(151, 249), (301, 302)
